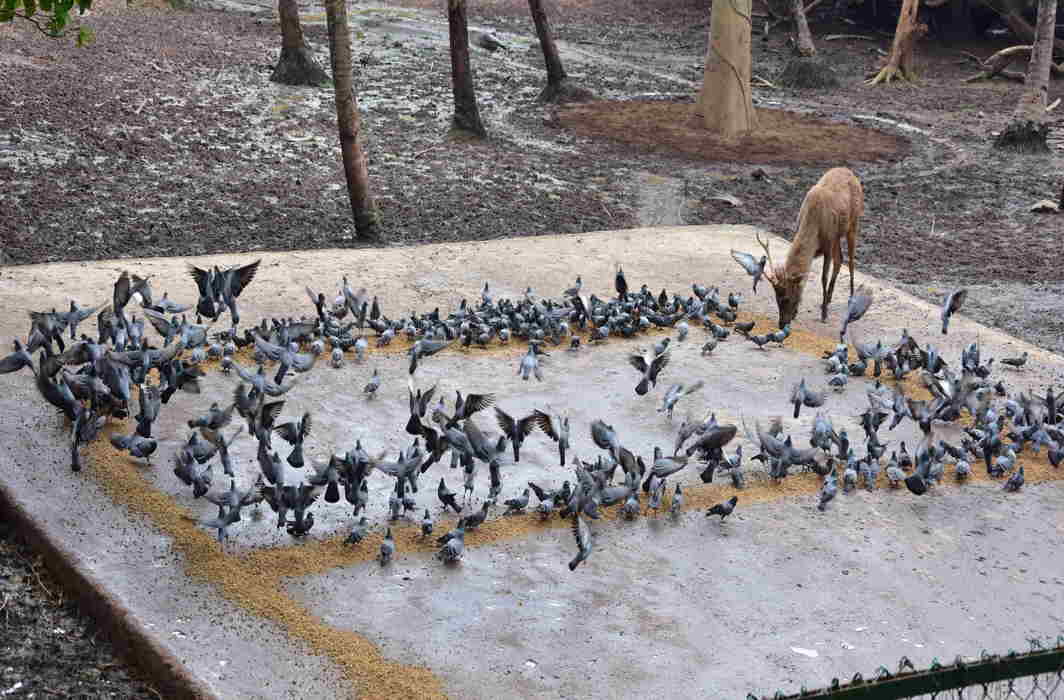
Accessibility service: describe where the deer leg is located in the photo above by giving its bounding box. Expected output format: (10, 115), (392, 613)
(823, 241), (843, 322)
(819, 252), (832, 322)
(847, 221), (858, 298)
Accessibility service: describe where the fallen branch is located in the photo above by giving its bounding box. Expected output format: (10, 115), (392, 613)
(824, 33), (876, 41)
(962, 44), (1064, 82)
(752, 75), (779, 88)
(1048, 97), (1061, 113)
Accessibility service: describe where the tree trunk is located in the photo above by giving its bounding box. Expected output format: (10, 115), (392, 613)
(325, 0), (381, 239)
(447, 0), (487, 137)
(793, 0), (816, 56)
(866, 0), (923, 84)
(995, 0), (1057, 152)
(694, 0), (758, 139)
(271, 0), (330, 86)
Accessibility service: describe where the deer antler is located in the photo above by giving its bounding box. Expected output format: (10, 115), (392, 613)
(755, 231), (778, 283)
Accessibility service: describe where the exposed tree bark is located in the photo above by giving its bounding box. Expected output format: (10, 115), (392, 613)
(271, 0), (330, 86)
(447, 0), (487, 137)
(995, 0), (1057, 153)
(792, 0), (816, 56)
(527, 0), (594, 102)
(325, 0), (381, 239)
(694, 0), (758, 139)
(866, 0), (924, 84)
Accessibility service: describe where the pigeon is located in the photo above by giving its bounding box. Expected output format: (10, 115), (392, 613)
(629, 350), (669, 395)
(668, 483), (684, 517)
(817, 474), (837, 511)
(568, 514), (593, 571)
(701, 338), (717, 356)
(345, 516), (370, 544)
(839, 285), (874, 340)
(940, 289), (967, 334)
(1003, 465), (1024, 492)
(0, 340), (35, 375)
(363, 368), (381, 398)
(495, 407), (537, 462)
(254, 336), (317, 384)
(420, 509), (434, 538)
(706, 495), (737, 521)
(274, 412), (312, 468)
(1000, 351), (1028, 369)
(409, 337), (454, 375)
(379, 528), (395, 566)
(437, 527), (465, 563)
(518, 344), (544, 381)
(790, 378), (826, 419)
(437, 477), (462, 514)
(615, 265), (628, 299)
(109, 433), (158, 463)
(533, 409), (569, 467)
(188, 259), (260, 326)
(955, 460), (971, 480)
(730, 249), (767, 292)
(503, 487), (530, 514)
(658, 381), (704, 419)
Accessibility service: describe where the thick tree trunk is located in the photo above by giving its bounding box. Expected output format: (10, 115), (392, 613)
(866, 0), (923, 84)
(325, 0), (381, 239)
(995, 0), (1057, 152)
(271, 0), (330, 86)
(447, 0), (487, 137)
(792, 0), (816, 56)
(694, 0), (758, 139)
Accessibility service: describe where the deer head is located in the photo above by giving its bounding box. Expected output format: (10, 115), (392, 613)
(757, 232), (804, 329)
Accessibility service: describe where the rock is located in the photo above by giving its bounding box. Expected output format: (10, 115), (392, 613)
(1029, 199), (1059, 213)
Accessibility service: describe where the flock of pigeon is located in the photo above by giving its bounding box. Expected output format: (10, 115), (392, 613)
(0, 254), (1053, 572)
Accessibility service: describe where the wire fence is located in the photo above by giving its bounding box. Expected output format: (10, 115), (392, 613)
(751, 637), (1064, 700)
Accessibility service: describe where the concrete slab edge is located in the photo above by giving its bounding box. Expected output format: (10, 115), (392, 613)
(0, 478), (219, 700)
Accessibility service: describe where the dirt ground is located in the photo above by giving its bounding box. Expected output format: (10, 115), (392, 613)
(0, 0), (1062, 694)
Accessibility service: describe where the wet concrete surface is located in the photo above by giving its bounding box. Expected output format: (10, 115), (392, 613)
(1, 225), (1062, 697)
(289, 481), (1064, 698)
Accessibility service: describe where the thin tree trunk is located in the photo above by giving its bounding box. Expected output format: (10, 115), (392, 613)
(325, 0), (381, 239)
(271, 0), (330, 86)
(447, 0), (487, 137)
(792, 0), (816, 56)
(529, 0), (566, 84)
(995, 0), (1057, 152)
(694, 0), (758, 138)
(866, 0), (923, 84)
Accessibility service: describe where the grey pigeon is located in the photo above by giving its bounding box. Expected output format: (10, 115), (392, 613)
(940, 289), (967, 334)
(1003, 465), (1024, 492)
(437, 527), (465, 563)
(629, 350), (669, 395)
(421, 509), (434, 537)
(568, 514), (593, 571)
(668, 483), (684, 517)
(345, 516), (369, 544)
(1000, 351), (1028, 369)
(730, 249), (767, 293)
(0, 340), (35, 375)
(533, 409), (569, 467)
(706, 495), (737, 520)
(659, 380), (704, 419)
(839, 285), (874, 340)
(817, 474), (837, 511)
(363, 368), (381, 398)
(503, 487), (530, 514)
(379, 527), (395, 565)
(110, 433), (158, 463)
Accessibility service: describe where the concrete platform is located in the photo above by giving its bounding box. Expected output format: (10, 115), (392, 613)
(1, 225), (1062, 699)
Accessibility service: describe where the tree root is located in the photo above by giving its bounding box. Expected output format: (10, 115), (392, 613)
(865, 63), (917, 85)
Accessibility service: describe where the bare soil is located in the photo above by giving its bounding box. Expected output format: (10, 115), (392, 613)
(1, 0), (1063, 692)
(558, 102), (911, 163)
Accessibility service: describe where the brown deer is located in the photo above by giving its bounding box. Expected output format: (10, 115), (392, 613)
(757, 167), (864, 329)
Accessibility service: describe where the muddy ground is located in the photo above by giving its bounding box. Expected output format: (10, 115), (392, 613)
(0, 0), (1062, 695)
